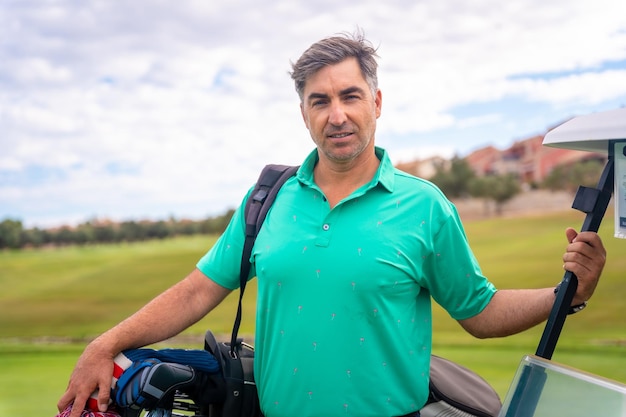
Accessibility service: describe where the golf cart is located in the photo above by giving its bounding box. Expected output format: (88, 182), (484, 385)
(499, 107), (626, 416)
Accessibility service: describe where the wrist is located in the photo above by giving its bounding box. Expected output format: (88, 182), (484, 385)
(89, 333), (123, 359)
(554, 282), (587, 314)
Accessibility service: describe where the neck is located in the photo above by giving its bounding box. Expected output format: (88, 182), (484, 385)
(314, 149), (380, 208)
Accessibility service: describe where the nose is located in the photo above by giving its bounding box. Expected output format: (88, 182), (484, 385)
(328, 102), (348, 126)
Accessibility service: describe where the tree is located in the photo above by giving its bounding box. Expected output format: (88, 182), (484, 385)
(119, 221), (147, 242)
(0, 218), (24, 249)
(0, 206), (236, 249)
(542, 159), (604, 192)
(52, 227), (75, 246)
(469, 173), (521, 216)
(74, 223), (96, 245)
(489, 174), (521, 214)
(93, 224), (117, 243)
(20, 227), (47, 247)
(146, 221), (171, 239)
(468, 176), (491, 216)
(429, 157), (476, 198)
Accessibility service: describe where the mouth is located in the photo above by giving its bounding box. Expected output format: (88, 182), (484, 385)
(327, 132), (353, 139)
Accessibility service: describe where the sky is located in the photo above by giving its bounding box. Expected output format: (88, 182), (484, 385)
(2, 0), (626, 228)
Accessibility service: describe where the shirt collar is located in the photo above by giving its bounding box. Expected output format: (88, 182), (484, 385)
(297, 146), (394, 193)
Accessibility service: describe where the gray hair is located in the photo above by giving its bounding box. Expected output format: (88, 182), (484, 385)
(290, 30), (380, 102)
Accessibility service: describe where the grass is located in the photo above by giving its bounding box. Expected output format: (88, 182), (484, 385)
(430, 208), (626, 396)
(0, 235), (248, 339)
(1, 210), (625, 415)
(0, 343), (84, 416)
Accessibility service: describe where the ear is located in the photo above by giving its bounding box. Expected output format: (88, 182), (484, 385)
(374, 89), (382, 119)
(300, 102), (310, 129)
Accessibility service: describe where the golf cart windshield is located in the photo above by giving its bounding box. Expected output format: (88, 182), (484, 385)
(500, 355), (626, 417)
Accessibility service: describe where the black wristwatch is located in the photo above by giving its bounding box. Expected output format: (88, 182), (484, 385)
(554, 282), (587, 314)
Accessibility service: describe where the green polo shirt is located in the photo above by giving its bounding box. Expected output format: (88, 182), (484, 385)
(197, 147), (496, 417)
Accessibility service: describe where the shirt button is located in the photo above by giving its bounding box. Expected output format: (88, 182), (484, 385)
(322, 223), (330, 231)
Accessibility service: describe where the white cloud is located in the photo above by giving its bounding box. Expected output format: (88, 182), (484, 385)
(1, 0), (626, 227)
(517, 70), (626, 106)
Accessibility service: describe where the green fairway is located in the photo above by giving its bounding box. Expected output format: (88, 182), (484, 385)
(1, 210), (624, 416)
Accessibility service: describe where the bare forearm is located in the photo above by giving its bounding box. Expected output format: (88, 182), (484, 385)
(90, 268), (230, 355)
(459, 288), (555, 338)
(459, 228), (606, 339)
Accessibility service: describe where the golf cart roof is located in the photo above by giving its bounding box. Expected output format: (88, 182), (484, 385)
(543, 107), (626, 154)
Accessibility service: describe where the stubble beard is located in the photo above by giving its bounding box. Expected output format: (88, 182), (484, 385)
(318, 135), (372, 164)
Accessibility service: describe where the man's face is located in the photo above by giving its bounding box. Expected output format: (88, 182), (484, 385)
(300, 57), (382, 165)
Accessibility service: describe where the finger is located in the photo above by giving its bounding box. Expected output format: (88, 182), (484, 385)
(68, 403), (80, 417)
(563, 247), (602, 276)
(565, 229), (606, 260)
(564, 245), (594, 265)
(97, 384), (112, 412)
(572, 232), (607, 256)
(563, 229), (600, 268)
(57, 390), (72, 412)
(69, 393), (89, 417)
(566, 232), (605, 260)
(565, 227), (578, 244)
(563, 258), (593, 278)
(562, 238), (605, 303)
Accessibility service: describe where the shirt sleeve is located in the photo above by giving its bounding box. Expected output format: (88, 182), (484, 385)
(196, 190), (252, 290)
(425, 205), (497, 320)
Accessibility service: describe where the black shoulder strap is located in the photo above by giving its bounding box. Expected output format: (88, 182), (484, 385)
(229, 164), (299, 352)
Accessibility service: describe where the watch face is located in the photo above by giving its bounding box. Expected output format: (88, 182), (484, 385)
(570, 302), (587, 315)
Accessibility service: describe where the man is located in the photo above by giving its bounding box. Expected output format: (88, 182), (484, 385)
(58, 31), (606, 417)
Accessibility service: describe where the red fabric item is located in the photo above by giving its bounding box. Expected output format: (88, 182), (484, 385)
(56, 352), (133, 417)
(55, 403), (122, 417)
(85, 352), (133, 411)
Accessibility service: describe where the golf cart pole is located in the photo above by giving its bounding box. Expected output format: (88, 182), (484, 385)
(505, 157), (614, 417)
(536, 157), (614, 359)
